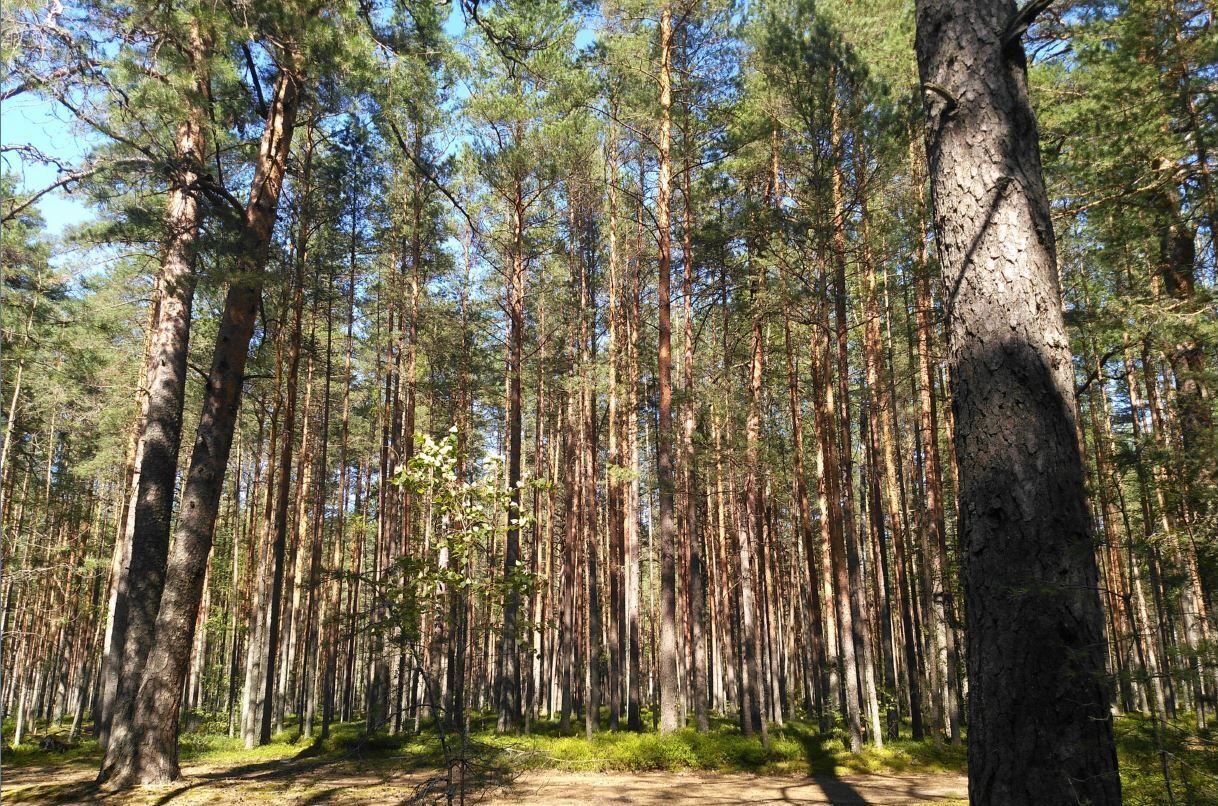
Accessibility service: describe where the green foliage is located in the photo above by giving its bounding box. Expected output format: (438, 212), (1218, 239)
(12, 712), (1214, 804)
(373, 428), (544, 650)
(1115, 712), (1218, 805)
(3, 714), (967, 778)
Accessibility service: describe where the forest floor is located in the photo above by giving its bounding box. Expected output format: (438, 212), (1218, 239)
(2, 711), (1209, 804)
(3, 715), (970, 805)
(4, 759), (968, 805)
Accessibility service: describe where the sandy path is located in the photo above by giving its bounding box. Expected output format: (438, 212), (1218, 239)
(3, 758), (967, 804)
(495, 770), (967, 804)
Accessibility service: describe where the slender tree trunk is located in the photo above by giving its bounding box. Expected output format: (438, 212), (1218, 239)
(740, 284), (769, 747)
(654, 1), (681, 736)
(860, 181), (922, 740)
(322, 182), (359, 737)
(810, 287), (863, 752)
(559, 391), (578, 734)
(784, 315), (830, 728)
(625, 197), (643, 733)
(828, 88), (882, 748)
(605, 115), (625, 731)
(496, 192), (526, 732)
(682, 99), (709, 733)
(1153, 175), (1214, 528)
(578, 197), (602, 739)
(911, 136), (961, 741)
(259, 124), (314, 745)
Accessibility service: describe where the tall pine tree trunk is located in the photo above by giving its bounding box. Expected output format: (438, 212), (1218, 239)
(100, 55), (304, 789)
(258, 123), (313, 745)
(915, 1), (1120, 799)
(784, 315), (829, 728)
(496, 193), (526, 732)
(655, 1), (681, 736)
(682, 125), (709, 734)
(99, 34), (207, 755)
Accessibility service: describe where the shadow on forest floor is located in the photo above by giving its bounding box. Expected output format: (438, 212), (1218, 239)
(2, 713), (970, 804)
(9, 711), (1217, 803)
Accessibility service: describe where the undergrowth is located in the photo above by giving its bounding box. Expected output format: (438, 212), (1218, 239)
(10, 707), (1210, 802)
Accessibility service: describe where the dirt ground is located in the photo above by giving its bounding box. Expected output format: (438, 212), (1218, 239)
(495, 770), (967, 804)
(3, 756), (968, 805)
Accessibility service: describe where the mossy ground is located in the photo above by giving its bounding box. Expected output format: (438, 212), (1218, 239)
(3, 710), (1206, 802)
(1114, 711), (1218, 805)
(3, 709), (967, 778)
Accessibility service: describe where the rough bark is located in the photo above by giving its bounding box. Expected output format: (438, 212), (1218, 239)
(100, 56), (304, 788)
(915, 1), (1121, 800)
(99, 39), (206, 756)
(655, 1), (681, 736)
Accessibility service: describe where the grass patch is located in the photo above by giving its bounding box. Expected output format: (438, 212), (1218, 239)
(434, 712), (967, 776)
(6, 708), (1215, 803)
(1115, 712), (1218, 805)
(3, 737), (100, 770)
(1, 711), (969, 778)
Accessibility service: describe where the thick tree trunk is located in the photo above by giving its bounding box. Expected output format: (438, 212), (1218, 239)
(96, 284), (154, 744)
(100, 58), (303, 789)
(915, 1), (1121, 800)
(99, 80), (205, 758)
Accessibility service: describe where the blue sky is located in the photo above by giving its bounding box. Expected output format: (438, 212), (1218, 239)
(2, 4), (597, 238)
(2, 89), (97, 235)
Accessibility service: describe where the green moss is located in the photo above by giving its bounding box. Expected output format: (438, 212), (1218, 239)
(1114, 712), (1218, 805)
(4, 708), (1211, 805)
(434, 715), (967, 776)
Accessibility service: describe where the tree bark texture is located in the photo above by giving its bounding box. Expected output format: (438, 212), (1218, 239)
(915, 1), (1121, 800)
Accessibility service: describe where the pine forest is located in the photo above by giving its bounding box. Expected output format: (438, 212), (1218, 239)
(1, 1), (1215, 803)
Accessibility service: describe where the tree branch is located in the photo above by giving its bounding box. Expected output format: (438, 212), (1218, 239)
(383, 117), (478, 233)
(1003, 0), (1054, 50)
